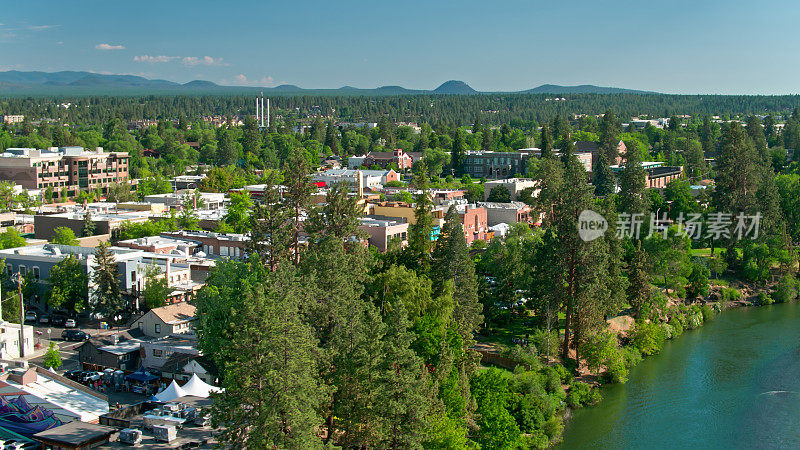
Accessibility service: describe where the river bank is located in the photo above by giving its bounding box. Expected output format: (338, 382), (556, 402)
(559, 301), (800, 448)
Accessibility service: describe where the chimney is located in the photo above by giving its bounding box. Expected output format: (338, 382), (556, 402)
(165, 258), (171, 284)
(357, 170), (364, 198)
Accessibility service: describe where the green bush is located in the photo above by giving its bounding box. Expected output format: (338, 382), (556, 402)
(773, 274), (799, 303)
(550, 363), (574, 385)
(566, 382), (601, 408)
(719, 287), (742, 303)
(530, 329), (560, 359)
(756, 292), (774, 306)
(631, 321), (667, 356)
(700, 304), (715, 322)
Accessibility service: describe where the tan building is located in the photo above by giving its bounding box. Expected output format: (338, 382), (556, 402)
(0, 147), (130, 199)
(1, 115), (24, 124)
(135, 303), (197, 338)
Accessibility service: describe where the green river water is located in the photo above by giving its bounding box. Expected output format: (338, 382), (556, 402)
(560, 302), (800, 449)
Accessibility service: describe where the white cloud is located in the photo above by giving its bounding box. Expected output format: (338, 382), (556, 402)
(56, 41), (63, 45)
(181, 56), (226, 66)
(95, 43), (125, 51)
(134, 55), (179, 63)
(133, 54), (227, 66)
(28, 25), (57, 31)
(228, 74), (276, 87)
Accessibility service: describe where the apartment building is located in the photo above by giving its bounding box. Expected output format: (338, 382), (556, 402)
(463, 151), (530, 179)
(1, 115), (24, 124)
(0, 147), (130, 198)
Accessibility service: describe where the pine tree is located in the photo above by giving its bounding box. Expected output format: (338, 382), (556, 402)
(593, 152), (616, 197)
(451, 129), (467, 176)
(627, 242), (651, 318)
(91, 242), (121, 319)
(618, 141), (650, 217)
(284, 149), (315, 266)
(212, 268), (328, 448)
(82, 209), (96, 237)
(431, 205), (483, 355)
(241, 115), (261, 160)
(599, 109), (621, 162)
(405, 170), (435, 273)
(481, 127), (493, 151)
(324, 121), (339, 155)
(472, 115), (482, 135)
(376, 301), (434, 448)
(714, 122), (760, 216)
(540, 124), (553, 158)
(246, 174), (293, 270)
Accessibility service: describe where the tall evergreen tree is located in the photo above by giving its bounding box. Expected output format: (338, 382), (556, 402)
(210, 267), (327, 448)
(284, 149), (315, 266)
(91, 242), (121, 319)
(618, 140), (650, 217)
(599, 109), (621, 161)
(451, 129), (467, 176)
(539, 124), (553, 159)
(592, 152), (616, 197)
(324, 121), (339, 154)
(82, 209), (96, 237)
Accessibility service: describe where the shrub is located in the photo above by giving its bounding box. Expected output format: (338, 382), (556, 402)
(719, 287), (742, 303)
(773, 274), (800, 303)
(631, 321), (666, 356)
(756, 292), (774, 306)
(504, 345), (541, 371)
(530, 329), (560, 359)
(550, 363), (574, 385)
(668, 317), (684, 337)
(700, 304), (715, 322)
(622, 345), (643, 369)
(566, 382), (601, 408)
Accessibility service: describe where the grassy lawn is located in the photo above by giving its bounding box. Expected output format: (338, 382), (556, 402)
(689, 247), (725, 258)
(478, 311), (566, 347)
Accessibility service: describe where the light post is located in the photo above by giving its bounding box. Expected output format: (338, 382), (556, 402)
(11, 273), (24, 358)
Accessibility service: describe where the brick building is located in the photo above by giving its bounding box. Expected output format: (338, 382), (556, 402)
(0, 147), (130, 199)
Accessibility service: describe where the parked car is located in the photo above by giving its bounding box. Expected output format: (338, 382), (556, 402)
(80, 371), (103, 384)
(61, 330), (90, 341)
(51, 315), (67, 326)
(38, 315), (50, 324)
(64, 319), (76, 328)
(24, 311), (37, 323)
(64, 369), (82, 382)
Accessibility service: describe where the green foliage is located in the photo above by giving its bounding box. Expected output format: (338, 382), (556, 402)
(631, 321), (666, 356)
(47, 255), (88, 311)
(756, 292), (774, 306)
(486, 185), (512, 203)
(719, 287), (743, 303)
(43, 342), (62, 370)
(773, 274), (800, 303)
(566, 382), (601, 408)
(142, 265), (171, 309)
(0, 228), (26, 249)
(50, 227), (79, 246)
(117, 218), (178, 241)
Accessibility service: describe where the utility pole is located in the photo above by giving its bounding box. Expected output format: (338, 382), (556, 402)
(14, 273), (24, 358)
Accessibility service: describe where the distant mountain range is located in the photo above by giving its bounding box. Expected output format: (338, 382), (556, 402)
(0, 71), (659, 96)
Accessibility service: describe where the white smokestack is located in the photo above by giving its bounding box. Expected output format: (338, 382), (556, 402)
(255, 97), (259, 122)
(266, 98), (270, 128)
(260, 92), (265, 128)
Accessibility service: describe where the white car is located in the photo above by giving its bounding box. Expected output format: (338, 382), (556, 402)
(64, 319), (76, 328)
(24, 312), (37, 323)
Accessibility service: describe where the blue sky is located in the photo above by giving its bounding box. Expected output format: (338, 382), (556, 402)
(1, 0), (799, 94)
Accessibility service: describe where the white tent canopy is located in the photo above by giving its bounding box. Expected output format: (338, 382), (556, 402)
(154, 380), (188, 402)
(180, 374), (222, 398)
